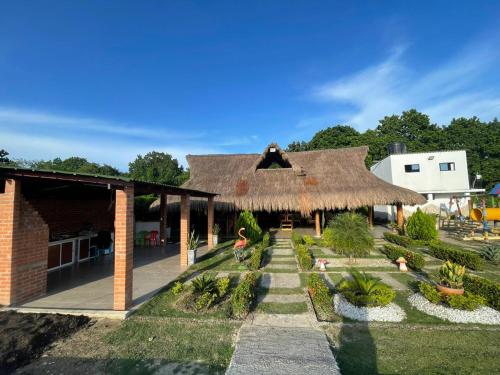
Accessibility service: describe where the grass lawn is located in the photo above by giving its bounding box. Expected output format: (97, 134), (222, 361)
(255, 302), (308, 314)
(105, 318), (241, 374)
(325, 324), (500, 375)
(257, 287), (304, 295)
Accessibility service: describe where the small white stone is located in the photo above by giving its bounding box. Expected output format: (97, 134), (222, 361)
(333, 294), (406, 322)
(407, 293), (500, 325)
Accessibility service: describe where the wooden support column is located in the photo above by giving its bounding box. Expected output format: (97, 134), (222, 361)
(159, 194), (167, 245)
(368, 206), (374, 229)
(315, 210), (321, 237)
(207, 196), (214, 250)
(114, 186), (134, 311)
(396, 203), (404, 230)
(180, 194), (190, 266)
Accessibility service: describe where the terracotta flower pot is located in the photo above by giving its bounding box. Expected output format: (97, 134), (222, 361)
(436, 284), (464, 296)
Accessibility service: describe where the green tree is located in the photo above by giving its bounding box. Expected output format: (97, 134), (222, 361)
(0, 149), (10, 164)
(308, 125), (362, 150)
(30, 157), (121, 176)
(128, 151), (186, 186)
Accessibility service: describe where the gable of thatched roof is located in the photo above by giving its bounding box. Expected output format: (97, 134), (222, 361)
(180, 144), (426, 215)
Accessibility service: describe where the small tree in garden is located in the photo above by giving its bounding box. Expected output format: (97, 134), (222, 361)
(406, 208), (438, 241)
(323, 212), (374, 261)
(235, 210), (262, 243)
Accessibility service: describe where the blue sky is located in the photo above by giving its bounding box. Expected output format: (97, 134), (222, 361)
(1, 1), (499, 170)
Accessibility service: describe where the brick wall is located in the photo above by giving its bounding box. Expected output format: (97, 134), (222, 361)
(28, 198), (114, 236)
(0, 180), (49, 306)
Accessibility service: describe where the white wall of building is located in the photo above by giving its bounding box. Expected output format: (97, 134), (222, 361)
(371, 150), (477, 221)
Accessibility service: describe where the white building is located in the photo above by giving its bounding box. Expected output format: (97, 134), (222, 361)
(370, 148), (484, 221)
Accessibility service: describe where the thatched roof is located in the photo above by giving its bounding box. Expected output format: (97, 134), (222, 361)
(154, 143), (426, 216)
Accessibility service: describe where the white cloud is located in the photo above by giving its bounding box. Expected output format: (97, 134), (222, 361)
(309, 39), (500, 129)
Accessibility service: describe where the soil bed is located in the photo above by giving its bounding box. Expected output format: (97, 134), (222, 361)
(0, 311), (90, 374)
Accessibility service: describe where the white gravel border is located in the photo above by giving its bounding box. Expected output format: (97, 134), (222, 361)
(408, 293), (500, 325)
(333, 294), (406, 322)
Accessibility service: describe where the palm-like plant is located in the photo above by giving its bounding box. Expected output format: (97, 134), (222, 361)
(481, 245), (499, 263)
(439, 261), (465, 289)
(338, 269), (395, 307)
(191, 274), (216, 295)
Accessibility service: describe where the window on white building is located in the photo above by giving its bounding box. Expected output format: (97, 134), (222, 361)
(404, 164), (420, 173)
(439, 162), (455, 171)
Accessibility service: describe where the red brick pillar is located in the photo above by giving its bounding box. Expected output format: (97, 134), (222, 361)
(159, 194), (167, 245)
(0, 179), (20, 305)
(315, 210), (321, 237)
(396, 203), (404, 230)
(207, 197), (214, 250)
(180, 194), (190, 266)
(114, 186), (134, 311)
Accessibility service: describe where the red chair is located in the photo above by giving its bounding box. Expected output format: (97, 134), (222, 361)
(149, 230), (159, 246)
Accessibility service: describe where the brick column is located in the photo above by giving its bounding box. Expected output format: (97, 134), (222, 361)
(159, 194), (167, 245)
(396, 203), (404, 230)
(114, 186), (134, 311)
(0, 179), (20, 305)
(315, 210), (321, 237)
(207, 196), (214, 250)
(180, 194), (190, 266)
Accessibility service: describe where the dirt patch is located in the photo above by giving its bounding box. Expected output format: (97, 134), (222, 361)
(0, 311), (90, 374)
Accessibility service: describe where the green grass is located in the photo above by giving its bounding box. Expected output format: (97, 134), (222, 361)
(326, 273), (344, 286)
(394, 291), (447, 324)
(105, 318), (241, 374)
(324, 266), (398, 272)
(388, 272), (419, 289)
(255, 301), (308, 314)
(256, 287), (304, 295)
(325, 324), (500, 375)
(262, 268), (298, 273)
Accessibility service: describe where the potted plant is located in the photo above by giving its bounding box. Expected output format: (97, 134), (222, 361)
(187, 230), (199, 266)
(212, 224), (220, 246)
(436, 260), (465, 295)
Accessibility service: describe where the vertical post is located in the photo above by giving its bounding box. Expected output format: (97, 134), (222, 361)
(159, 194), (167, 245)
(0, 179), (20, 306)
(207, 196), (214, 250)
(396, 203), (404, 230)
(180, 194), (190, 266)
(315, 210), (321, 237)
(114, 186), (134, 311)
(368, 206), (374, 229)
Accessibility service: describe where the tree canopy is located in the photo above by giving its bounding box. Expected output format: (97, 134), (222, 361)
(24, 156), (122, 176)
(128, 151), (188, 186)
(0, 149), (10, 164)
(287, 109), (499, 189)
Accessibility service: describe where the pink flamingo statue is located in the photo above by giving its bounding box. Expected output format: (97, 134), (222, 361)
(234, 227), (247, 250)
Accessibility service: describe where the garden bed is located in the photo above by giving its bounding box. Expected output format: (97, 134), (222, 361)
(333, 294), (406, 322)
(407, 293), (500, 325)
(0, 311), (90, 373)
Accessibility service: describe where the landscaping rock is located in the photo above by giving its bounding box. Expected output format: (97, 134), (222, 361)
(333, 294), (406, 322)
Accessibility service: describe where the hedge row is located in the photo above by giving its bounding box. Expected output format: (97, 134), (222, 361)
(296, 244), (313, 270)
(308, 273), (334, 320)
(463, 274), (500, 311)
(428, 241), (484, 270)
(292, 232), (303, 246)
(383, 232), (412, 247)
(248, 232), (270, 270)
(381, 243), (425, 271)
(230, 272), (257, 318)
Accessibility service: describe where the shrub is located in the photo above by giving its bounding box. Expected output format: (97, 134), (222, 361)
(463, 274), (500, 311)
(191, 274), (216, 294)
(323, 212), (374, 259)
(236, 210), (262, 243)
(308, 273), (334, 320)
(248, 244), (264, 270)
(172, 281), (184, 296)
(291, 232), (303, 245)
(428, 241), (484, 270)
(446, 292), (486, 311)
(383, 232), (412, 247)
(216, 276), (231, 298)
(196, 291), (217, 310)
(419, 282), (441, 304)
(406, 208), (438, 241)
(439, 261), (465, 289)
(338, 269), (396, 307)
(186, 274), (232, 311)
(381, 243), (426, 271)
(231, 272), (257, 318)
(481, 245), (500, 263)
(262, 232), (270, 248)
(296, 244), (313, 270)
(303, 235), (316, 246)
(419, 281), (486, 311)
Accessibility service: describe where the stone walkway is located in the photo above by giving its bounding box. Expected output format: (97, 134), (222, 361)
(227, 239), (340, 374)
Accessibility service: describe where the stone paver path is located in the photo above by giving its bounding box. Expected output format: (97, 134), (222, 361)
(370, 272), (408, 290)
(257, 294), (305, 303)
(260, 273), (301, 289)
(227, 325), (340, 375)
